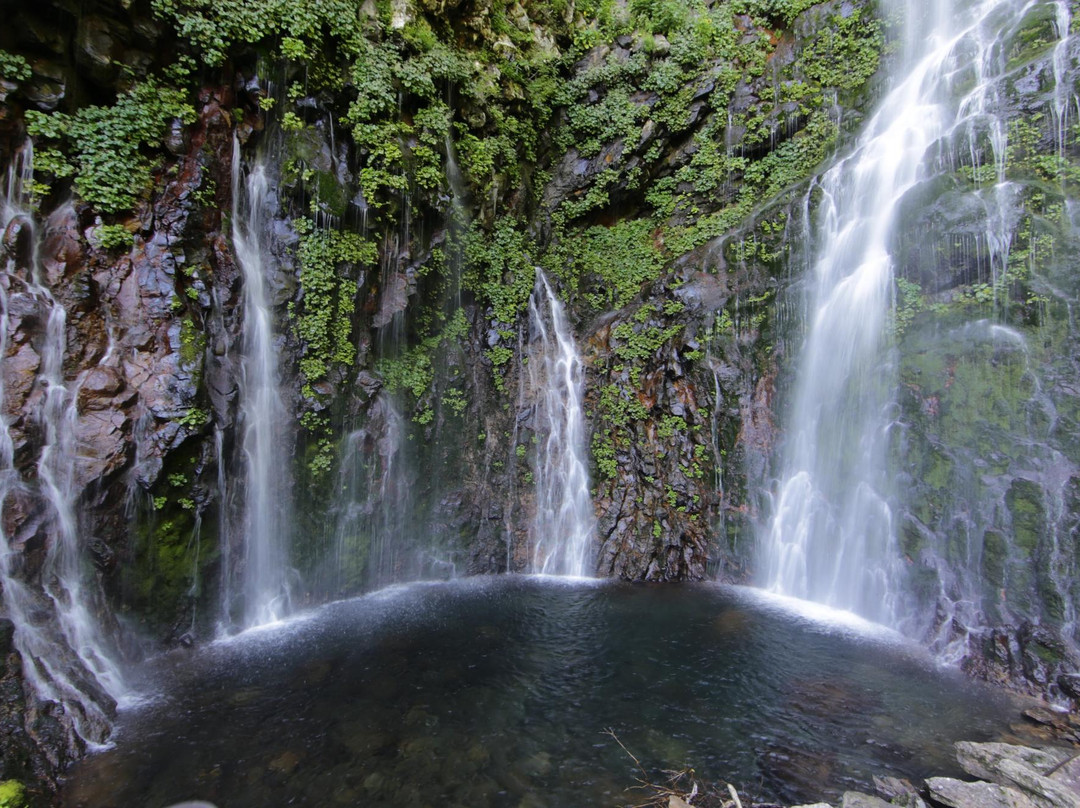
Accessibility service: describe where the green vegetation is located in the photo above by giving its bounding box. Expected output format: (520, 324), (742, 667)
(93, 223), (135, 251)
(377, 308), (470, 420)
(149, 0), (370, 65)
(463, 219), (536, 325)
(26, 79), (196, 212)
(293, 219), (377, 396)
(0, 781), (25, 808)
(545, 219), (665, 312)
(0, 51), (30, 83)
(124, 448), (219, 631)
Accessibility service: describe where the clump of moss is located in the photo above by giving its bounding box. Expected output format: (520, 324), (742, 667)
(0, 781), (26, 808)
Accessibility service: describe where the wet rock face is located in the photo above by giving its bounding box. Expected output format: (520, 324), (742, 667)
(0, 618), (76, 802)
(0, 620), (36, 784)
(0, 74), (239, 676)
(961, 622), (1080, 709)
(585, 262), (777, 582)
(0, 75), (243, 792)
(883, 16), (1080, 694)
(587, 302), (717, 580)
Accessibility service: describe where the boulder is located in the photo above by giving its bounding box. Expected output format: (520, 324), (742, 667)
(926, 777), (1039, 808)
(954, 741), (1080, 808)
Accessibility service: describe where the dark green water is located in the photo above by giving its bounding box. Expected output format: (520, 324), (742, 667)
(62, 577), (1020, 807)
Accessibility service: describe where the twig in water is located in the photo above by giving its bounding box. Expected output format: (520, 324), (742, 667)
(605, 728), (737, 808)
(726, 783), (743, 808)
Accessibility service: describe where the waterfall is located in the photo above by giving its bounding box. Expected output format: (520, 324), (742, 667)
(762, 0), (1040, 625)
(527, 270), (594, 577)
(1, 143), (120, 743)
(231, 138), (293, 627)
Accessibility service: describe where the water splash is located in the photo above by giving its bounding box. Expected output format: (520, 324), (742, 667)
(231, 138), (293, 627)
(527, 270), (594, 577)
(762, 0), (1041, 625)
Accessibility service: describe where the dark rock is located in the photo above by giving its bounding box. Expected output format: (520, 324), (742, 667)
(1023, 708), (1070, 730)
(76, 15), (129, 84)
(23, 73), (66, 111)
(373, 269), (412, 328)
(1058, 675), (1080, 701)
(926, 777), (1038, 808)
(164, 118), (190, 156)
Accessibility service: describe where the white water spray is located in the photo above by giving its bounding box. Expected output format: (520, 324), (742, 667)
(231, 138), (292, 627)
(527, 270), (594, 577)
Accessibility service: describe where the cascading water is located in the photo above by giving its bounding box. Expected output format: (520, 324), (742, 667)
(527, 270), (594, 577)
(0, 143), (121, 742)
(230, 139), (293, 627)
(762, 0), (1050, 625)
(327, 395), (413, 592)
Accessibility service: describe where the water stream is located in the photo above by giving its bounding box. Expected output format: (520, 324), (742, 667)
(230, 139), (293, 628)
(527, 271), (594, 577)
(762, 0), (1058, 627)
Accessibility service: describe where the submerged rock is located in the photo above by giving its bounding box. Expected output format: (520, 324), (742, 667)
(841, 794), (893, 808)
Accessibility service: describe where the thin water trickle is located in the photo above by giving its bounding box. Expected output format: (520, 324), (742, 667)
(0, 143), (122, 742)
(762, 0), (1047, 625)
(527, 270), (594, 577)
(231, 137), (293, 628)
(330, 394), (411, 591)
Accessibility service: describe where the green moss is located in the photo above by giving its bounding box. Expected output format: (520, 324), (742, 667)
(981, 530), (1007, 593)
(179, 316), (207, 369)
(1004, 2), (1060, 70)
(1007, 479), (1045, 557)
(0, 781), (25, 808)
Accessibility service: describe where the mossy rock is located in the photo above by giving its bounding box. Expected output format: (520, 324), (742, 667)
(1004, 1), (1062, 71)
(1006, 478), (1046, 557)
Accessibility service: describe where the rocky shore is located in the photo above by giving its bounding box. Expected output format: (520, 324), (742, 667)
(665, 734), (1080, 808)
(783, 738), (1080, 808)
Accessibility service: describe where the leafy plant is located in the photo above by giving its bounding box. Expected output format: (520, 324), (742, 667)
(26, 79), (195, 212)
